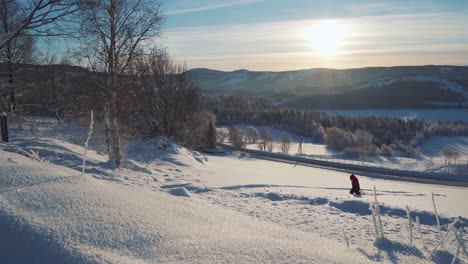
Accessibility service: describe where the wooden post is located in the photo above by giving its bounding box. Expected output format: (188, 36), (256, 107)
(297, 136), (303, 155)
(1, 112), (8, 142)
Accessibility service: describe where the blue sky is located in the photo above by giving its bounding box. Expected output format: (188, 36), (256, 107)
(161, 0), (468, 71)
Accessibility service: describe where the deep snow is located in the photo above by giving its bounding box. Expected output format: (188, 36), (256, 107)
(0, 119), (467, 263)
(0, 149), (372, 263)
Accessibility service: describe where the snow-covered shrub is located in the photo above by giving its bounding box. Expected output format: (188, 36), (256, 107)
(325, 127), (354, 150)
(368, 144), (380, 156)
(353, 130), (374, 149)
(343, 147), (360, 158)
(217, 129), (228, 143)
(410, 131), (426, 147)
(246, 126), (259, 143)
(258, 127), (273, 151)
(380, 144), (394, 157)
(228, 126), (244, 148)
(280, 132), (292, 154)
(266, 139), (274, 152)
(397, 143), (420, 158)
(313, 126), (326, 143)
(442, 148), (461, 165)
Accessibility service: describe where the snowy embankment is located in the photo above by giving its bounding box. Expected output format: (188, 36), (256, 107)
(0, 120), (466, 263)
(0, 149), (367, 263)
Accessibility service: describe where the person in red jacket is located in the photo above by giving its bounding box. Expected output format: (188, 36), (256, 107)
(349, 174), (361, 195)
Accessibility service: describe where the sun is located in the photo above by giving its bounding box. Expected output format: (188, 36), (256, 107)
(305, 21), (349, 56)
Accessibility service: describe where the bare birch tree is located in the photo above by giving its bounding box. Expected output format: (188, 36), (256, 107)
(0, 0), (80, 49)
(0, 0), (35, 111)
(280, 132), (292, 154)
(78, 0), (164, 168)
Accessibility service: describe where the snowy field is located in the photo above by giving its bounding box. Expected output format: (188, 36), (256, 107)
(320, 109), (468, 122)
(219, 125), (468, 174)
(0, 118), (467, 263)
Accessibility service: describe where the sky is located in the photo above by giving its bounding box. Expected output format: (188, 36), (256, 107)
(160, 0), (468, 71)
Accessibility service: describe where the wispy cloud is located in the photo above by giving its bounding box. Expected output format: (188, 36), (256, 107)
(167, 0), (264, 15)
(163, 12), (468, 70)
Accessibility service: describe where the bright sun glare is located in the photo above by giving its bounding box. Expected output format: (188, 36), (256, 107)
(306, 21), (349, 56)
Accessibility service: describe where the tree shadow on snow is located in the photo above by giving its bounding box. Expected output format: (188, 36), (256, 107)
(431, 250), (461, 264)
(357, 237), (425, 264)
(252, 192), (329, 205)
(329, 200), (467, 227)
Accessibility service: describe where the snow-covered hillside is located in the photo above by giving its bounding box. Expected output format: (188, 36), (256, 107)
(0, 120), (466, 263)
(188, 66), (468, 95)
(188, 66), (468, 109)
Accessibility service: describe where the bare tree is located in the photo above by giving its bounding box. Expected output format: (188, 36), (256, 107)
(266, 135), (274, 152)
(185, 112), (213, 149)
(354, 130), (373, 162)
(280, 132), (292, 154)
(442, 148), (452, 165)
(0, 0), (36, 111)
(217, 128), (228, 143)
(442, 148), (460, 165)
(380, 144), (393, 157)
(0, 0), (80, 49)
(39, 54), (81, 123)
(246, 126), (259, 143)
(228, 126), (244, 148)
(78, 0), (164, 168)
(142, 51), (198, 138)
(133, 50), (201, 144)
(259, 127), (272, 151)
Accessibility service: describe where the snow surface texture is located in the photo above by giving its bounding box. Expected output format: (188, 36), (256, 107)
(0, 119), (466, 263)
(0, 149), (372, 263)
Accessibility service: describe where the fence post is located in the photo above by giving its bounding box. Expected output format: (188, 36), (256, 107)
(1, 112), (8, 142)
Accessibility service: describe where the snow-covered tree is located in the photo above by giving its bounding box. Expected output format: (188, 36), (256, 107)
(246, 126), (259, 143)
(280, 132), (291, 154)
(228, 126), (244, 148)
(77, 0), (164, 168)
(206, 120), (217, 149)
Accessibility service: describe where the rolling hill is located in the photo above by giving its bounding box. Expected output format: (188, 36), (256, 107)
(187, 66), (468, 109)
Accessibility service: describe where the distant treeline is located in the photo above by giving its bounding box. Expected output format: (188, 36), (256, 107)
(287, 81), (466, 109)
(204, 95), (468, 149)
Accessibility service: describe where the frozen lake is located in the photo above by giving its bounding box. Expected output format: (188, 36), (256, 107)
(320, 109), (468, 122)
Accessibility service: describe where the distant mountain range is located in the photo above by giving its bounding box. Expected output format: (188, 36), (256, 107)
(187, 66), (468, 109)
(2, 64), (467, 110)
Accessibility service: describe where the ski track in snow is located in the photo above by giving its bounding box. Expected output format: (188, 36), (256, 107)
(0, 121), (467, 263)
